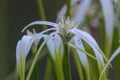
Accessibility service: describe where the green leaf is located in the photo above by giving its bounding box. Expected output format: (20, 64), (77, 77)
(99, 47), (120, 80)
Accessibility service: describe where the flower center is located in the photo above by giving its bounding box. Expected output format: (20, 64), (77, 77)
(58, 18), (75, 42)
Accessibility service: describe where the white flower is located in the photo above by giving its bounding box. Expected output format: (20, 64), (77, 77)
(21, 18), (108, 79)
(16, 35), (32, 79)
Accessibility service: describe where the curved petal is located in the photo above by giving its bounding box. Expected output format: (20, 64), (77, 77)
(46, 33), (64, 59)
(73, 36), (90, 80)
(70, 28), (107, 79)
(16, 41), (21, 67)
(16, 35), (32, 79)
(26, 28), (57, 53)
(22, 21), (59, 32)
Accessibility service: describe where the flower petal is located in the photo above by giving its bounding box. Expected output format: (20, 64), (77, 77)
(100, 0), (115, 56)
(26, 28), (57, 52)
(100, 0), (114, 38)
(46, 33), (64, 59)
(16, 41), (21, 67)
(56, 0), (80, 22)
(70, 28), (107, 79)
(73, 36), (90, 80)
(16, 35), (32, 79)
(22, 21), (59, 32)
(72, 0), (92, 23)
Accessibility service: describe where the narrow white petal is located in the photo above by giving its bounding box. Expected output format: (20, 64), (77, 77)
(68, 43), (96, 60)
(73, 36), (90, 79)
(22, 21), (59, 32)
(46, 33), (64, 59)
(100, 0), (115, 45)
(20, 35), (32, 57)
(73, 36), (89, 66)
(16, 35), (32, 78)
(71, 28), (99, 48)
(26, 28), (57, 52)
(56, 0), (80, 22)
(70, 28), (106, 74)
(16, 41), (21, 67)
(56, 5), (66, 22)
(16, 35), (32, 66)
(72, 0), (92, 23)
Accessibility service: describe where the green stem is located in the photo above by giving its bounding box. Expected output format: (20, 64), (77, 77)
(20, 59), (25, 80)
(63, 43), (71, 80)
(44, 58), (52, 80)
(37, 0), (46, 30)
(33, 65), (39, 80)
(66, 0), (71, 17)
(32, 44), (39, 80)
(118, 21), (120, 45)
(37, 0), (46, 20)
(104, 36), (111, 58)
(72, 49), (84, 80)
(26, 40), (47, 80)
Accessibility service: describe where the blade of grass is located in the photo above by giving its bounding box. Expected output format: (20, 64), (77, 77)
(99, 47), (120, 80)
(26, 38), (48, 80)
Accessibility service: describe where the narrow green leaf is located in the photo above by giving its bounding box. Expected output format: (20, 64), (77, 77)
(63, 43), (71, 80)
(99, 47), (120, 80)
